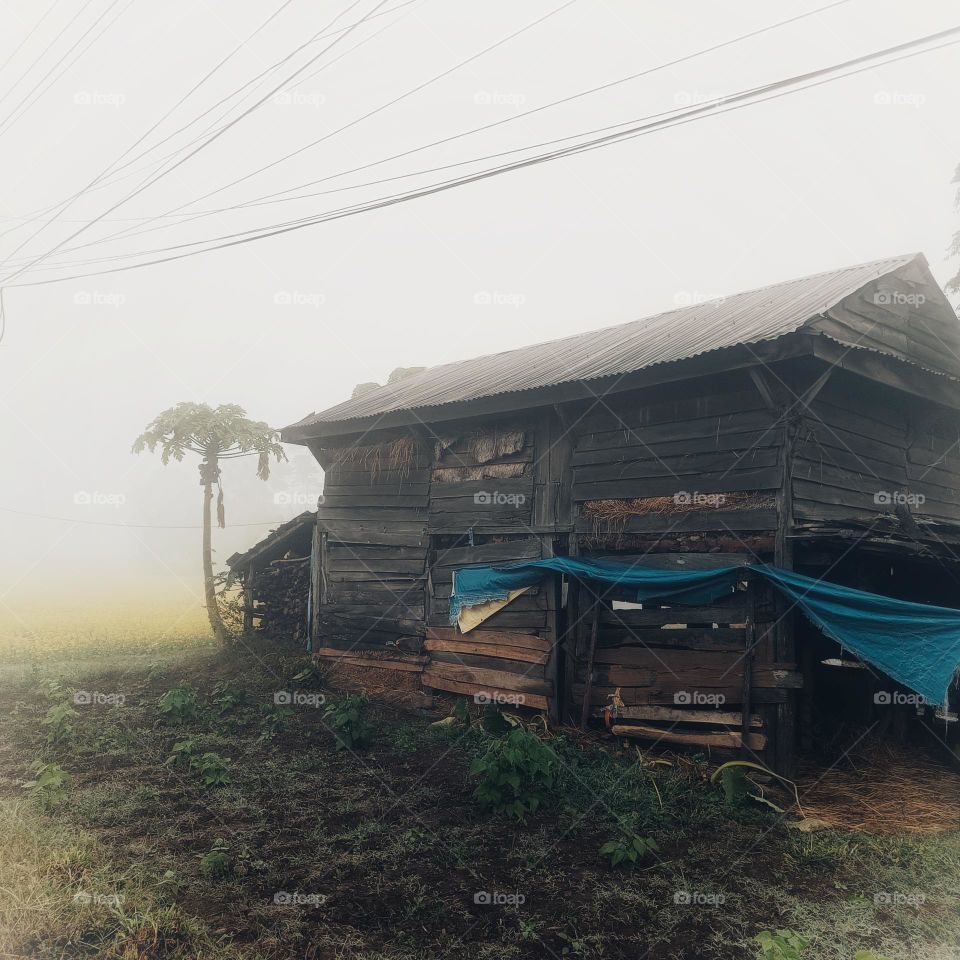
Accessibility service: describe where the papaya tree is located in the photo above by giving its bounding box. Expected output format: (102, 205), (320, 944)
(133, 403), (286, 645)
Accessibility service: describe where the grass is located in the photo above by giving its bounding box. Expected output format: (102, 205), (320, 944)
(1, 622), (959, 959)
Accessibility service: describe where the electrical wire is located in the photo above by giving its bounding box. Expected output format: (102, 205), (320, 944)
(0, 0), (851, 267)
(0, 505), (301, 529)
(0, 0), (422, 241)
(5, 25), (958, 284)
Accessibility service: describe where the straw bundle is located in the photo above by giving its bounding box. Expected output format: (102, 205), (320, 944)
(432, 462), (527, 484)
(795, 742), (960, 834)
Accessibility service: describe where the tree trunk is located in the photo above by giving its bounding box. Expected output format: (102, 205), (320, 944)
(202, 476), (227, 646)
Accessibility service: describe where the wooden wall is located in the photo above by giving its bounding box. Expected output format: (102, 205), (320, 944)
(312, 435), (429, 653)
(793, 370), (960, 529)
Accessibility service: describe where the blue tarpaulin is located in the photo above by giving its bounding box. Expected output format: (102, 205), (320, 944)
(449, 558), (960, 706)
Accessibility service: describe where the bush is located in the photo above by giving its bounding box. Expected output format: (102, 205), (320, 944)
(165, 738), (200, 769)
(260, 705), (294, 742)
(157, 684), (200, 725)
(42, 703), (78, 746)
(470, 727), (558, 821)
(324, 694), (372, 751)
(754, 929), (809, 960)
(599, 832), (659, 869)
(192, 753), (231, 788)
(200, 840), (231, 879)
(22, 761), (70, 804)
(210, 681), (247, 715)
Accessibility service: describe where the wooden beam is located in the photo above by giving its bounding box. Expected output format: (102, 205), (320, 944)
(579, 594), (601, 730)
(610, 723), (767, 751)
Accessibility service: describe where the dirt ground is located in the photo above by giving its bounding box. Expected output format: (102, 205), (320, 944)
(1, 636), (959, 960)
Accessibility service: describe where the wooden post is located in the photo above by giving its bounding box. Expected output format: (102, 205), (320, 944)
(242, 568), (256, 635)
(541, 534), (561, 725)
(740, 614), (755, 759)
(579, 591), (601, 729)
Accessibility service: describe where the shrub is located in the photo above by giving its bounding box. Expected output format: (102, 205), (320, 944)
(193, 753), (231, 788)
(599, 832), (660, 869)
(260, 705), (294, 742)
(165, 738), (200, 769)
(200, 840), (231, 878)
(42, 703), (78, 745)
(754, 929), (809, 960)
(157, 684), (200, 725)
(470, 727), (558, 821)
(23, 761), (70, 803)
(210, 680), (247, 715)
(324, 694), (372, 751)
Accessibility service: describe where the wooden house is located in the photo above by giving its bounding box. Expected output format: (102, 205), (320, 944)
(279, 253), (960, 773)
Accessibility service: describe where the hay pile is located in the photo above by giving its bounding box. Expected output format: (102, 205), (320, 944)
(327, 435), (420, 478)
(434, 425), (526, 465)
(796, 743), (960, 834)
(324, 661), (426, 706)
(432, 462), (527, 484)
(583, 491), (775, 526)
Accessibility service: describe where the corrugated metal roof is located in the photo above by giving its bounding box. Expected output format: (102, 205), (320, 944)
(226, 511), (315, 570)
(285, 254), (921, 435)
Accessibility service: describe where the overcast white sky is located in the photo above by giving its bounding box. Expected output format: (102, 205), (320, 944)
(0, 0), (959, 620)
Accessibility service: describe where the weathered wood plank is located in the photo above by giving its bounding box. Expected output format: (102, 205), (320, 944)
(610, 722), (766, 751)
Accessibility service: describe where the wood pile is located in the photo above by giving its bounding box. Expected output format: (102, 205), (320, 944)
(254, 556), (309, 639)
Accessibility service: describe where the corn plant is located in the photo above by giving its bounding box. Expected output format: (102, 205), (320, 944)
(157, 684), (200, 725)
(324, 694), (372, 751)
(470, 727), (557, 821)
(43, 703), (78, 745)
(599, 832), (659, 869)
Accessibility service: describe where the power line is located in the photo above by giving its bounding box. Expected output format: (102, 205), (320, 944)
(6, 25), (958, 284)
(0, 0), (396, 286)
(104, 0), (857, 244)
(0, 0), (96, 109)
(0, 0), (578, 281)
(0, 0), (846, 268)
(0, 0), (302, 263)
(0, 0), (131, 138)
(0, 0), (421, 244)
(0, 0), (62, 79)
(0, 505), (301, 529)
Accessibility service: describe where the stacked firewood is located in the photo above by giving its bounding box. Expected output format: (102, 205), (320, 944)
(255, 556), (309, 639)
